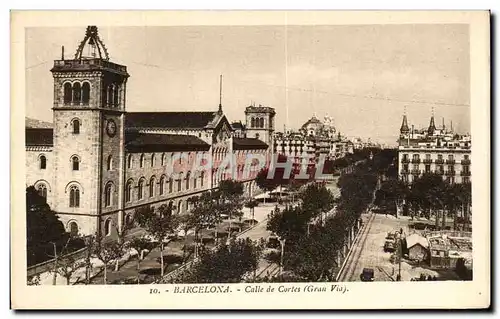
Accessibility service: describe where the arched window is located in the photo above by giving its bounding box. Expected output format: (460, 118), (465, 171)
(69, 221), (79, 237)
(39, 155), (47, 170)
(104, 183), (113, 207)
(64, 83), (72, 104)
(138, 178), (145, 200)
(127, 154), (133, 169)
(185, 172), (191, 190)
(71, 156), (80, 171)
(169, 178), (173, 193)
(107, 85), (113, 106)
(151, 154), (155, 167)
(159, 176), (165, 195)
(125, 180), (133, 202)
(82, 82), (90, 105)
(113, 84), (119, 106)
(177, 175), (182, 192)
(107, 155), (113, 171)
(161, 153), (166, 166)
(69, 185), (80, 207)
(259, 118), (265, 128)
(37, 184), (47, 199)
(193, 173), (197, 189)
(251, 117), (255, 128)
(73, 82), (82, 104)
(104, 218), (112, 236)
(177, 200), (183, 214)
(149, 177), (156, 198)
(200, 171), (205, 187)
(72, 119), (80, 134)
(140, 154), (145, 168)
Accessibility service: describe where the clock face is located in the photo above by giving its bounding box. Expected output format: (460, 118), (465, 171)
(106, 119), (117, 137)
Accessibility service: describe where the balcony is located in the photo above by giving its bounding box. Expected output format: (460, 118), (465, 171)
(461, 159), (471, 165)
(436, 170), (444, 175)
(446, 159), (456, 165)
(435, 159), (444, 164)
(423, 159), (433, 164)
(460, 171), (471, 176)
(401, 158), (410, 164)
(445, 170), (456, 176)
(401, 170), (409, 175)
(410, 169), (421, 175)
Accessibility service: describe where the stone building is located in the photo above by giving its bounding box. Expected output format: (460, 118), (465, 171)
(25, 26), (273, 239)
(397, 113), (471, 184)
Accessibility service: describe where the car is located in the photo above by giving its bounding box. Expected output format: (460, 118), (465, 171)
(360, 268), (375, 282)
(384, 240), (396, 252)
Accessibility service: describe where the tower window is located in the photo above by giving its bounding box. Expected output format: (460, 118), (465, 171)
(39, 155), (47, 170)
(72, 119), (80, 134)
(107, 155), (113, 171)
(126, 180), (133, 202)
(64, 83), (72, 104)
(104, 183), (113, 207)
(260, 118), (264, 128)
(127, 154), (133, 169)
(107, 85), (113, 106)
(161, 153), (165, 166)
(82, 82), (90, 105)
(69, 185), (80, 207)
(71, 156), (80, 171)
(159, 176), (165, 195)
(251, 117), (255, 128)
(151, 154), (155, 167)
(37, 184), (47, 199)
(113, 84), (119, 106)
(73, 82), (82, 104)
(185, 172), (191, 190)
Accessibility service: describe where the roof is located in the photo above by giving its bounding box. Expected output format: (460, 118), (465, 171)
(301, 116), (322, 128)
(125, 133), (210, 152)
(125, 112), (218, 130)
(231, 121), (245, 130)
(26, 117), (53, 129)
(26, 128), (54, 147)
(232, 138), (268, 150)
(406, 233), (429, 249)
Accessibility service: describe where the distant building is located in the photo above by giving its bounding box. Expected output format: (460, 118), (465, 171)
(397, 113), (471, 184)
(427, 231), (472, 269)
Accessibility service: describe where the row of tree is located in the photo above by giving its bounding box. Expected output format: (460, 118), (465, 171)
(374, 173), (472, 230)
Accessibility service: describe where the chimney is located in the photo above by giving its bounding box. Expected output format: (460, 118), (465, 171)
(61, 45), (65, 60)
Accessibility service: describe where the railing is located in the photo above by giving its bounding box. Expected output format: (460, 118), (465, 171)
(446, 160), (456, 165)
(445, 170), (456, 176)
(435, 159), (444, 164)
(411, 159), (421, 164)
(410, 169), (421, 175)
(401, 158), (410, 164)
(460, 171), (471, 176)
(423, 159), (433, 164)
(27, 247), (88, 278)
(436, 170), (444, 175)
(461, 159), (471, 165)
(53, 59), (128, 73)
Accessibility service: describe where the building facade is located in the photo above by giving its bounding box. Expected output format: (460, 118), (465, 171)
(397, 113), (471, 184)
(25, 26), (273, 239)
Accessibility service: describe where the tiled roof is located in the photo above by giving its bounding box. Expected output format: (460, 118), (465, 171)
(233, 138), (268, 150)
(26, 128), (54, 146)
(125, 133), (210, 152)
(231, 121), (245, 130)
(125, 112), (217, 129)
(26, 117), (53, 129)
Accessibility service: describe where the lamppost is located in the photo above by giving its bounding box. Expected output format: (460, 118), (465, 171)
(279, 237), (286, 277)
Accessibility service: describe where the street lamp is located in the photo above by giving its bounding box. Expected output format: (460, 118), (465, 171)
(279, 237), (286, 277)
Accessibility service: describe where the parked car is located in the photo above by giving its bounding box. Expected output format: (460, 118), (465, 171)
(360, 268), (375, 281)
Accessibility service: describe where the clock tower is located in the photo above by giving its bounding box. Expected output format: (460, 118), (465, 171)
(50, 26), (129, 237)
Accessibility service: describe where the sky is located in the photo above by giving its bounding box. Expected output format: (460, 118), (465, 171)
(25, 24), (470, 146)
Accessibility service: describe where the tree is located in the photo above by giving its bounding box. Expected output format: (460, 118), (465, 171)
(26, 186), (67, 266)
(255, 168), (278, 203)
(126, 237), (151, 283)
(299, 183), (335, 224)
(267, 205), (311, 242)
(218, 179), (245, 238)
(181, 238), (263, 283)
(186, 191), (223, 258)
(244, 199), (259, 223)
(411, 173), (448, 228)
(135, 204), (180, 277)
(375, 179), (408, 217)
(91, 235), (126, 285)
(56, 252), (85, 285)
